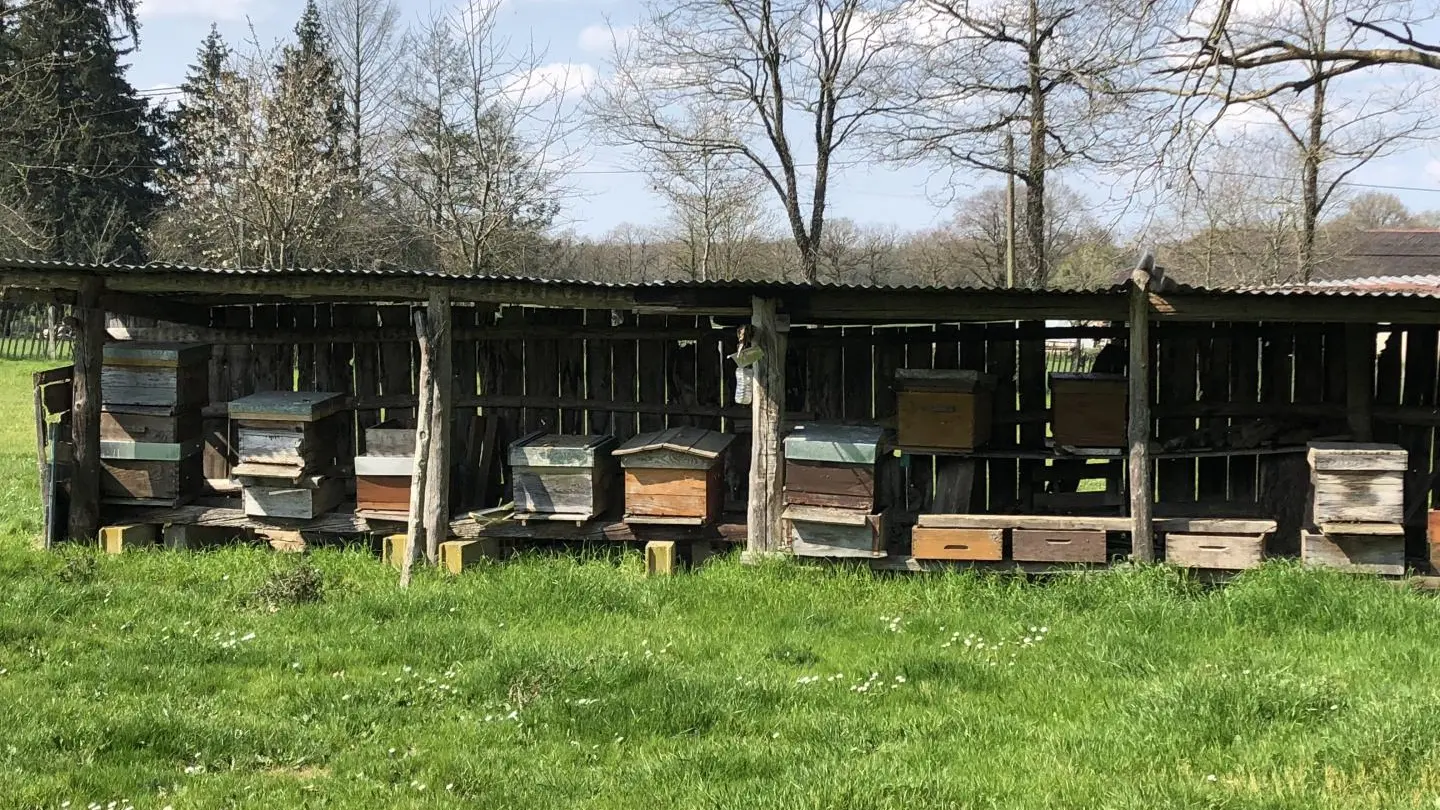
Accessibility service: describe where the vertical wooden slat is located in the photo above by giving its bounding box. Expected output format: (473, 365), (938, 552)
(352, 304), (382, 440)
(68, 277), (103, 542)
(1399, 327), (1437, 560)
(959, 324), (987, 511)
(611, 314), (639, 442)
(1258, 323), (1303, 554)
(1197, 324), (1230, 502)
(424, 292), (453, 563)
(748, 297), (786, 555)
(1374, 329), (1403, 445)
(1345, 323), (1376, 442)
(695, 320), (725, 433)
(555, 309), (586, 434)
(524, 308), (560, 433)
(378, 305), (414, 424)
(667, 315), (699, 429)
(1016, 323), (1046, 513)
(1156, 325), (1197, 504)
(495, 306), (526, 501)
(1128, 270), (1154, 562)
(250, 305), (281, 393)
(328, 305), (356, 466)
(402, 308), (433, 588)
(1292, 323), (1324, 406)
(202, 305), (232, 491)
(1228, 323), (1260, 502)
(904, 325), (936, 512)
(452, 305), (479, 507)
(224, 306), (254, 401)
(987, 322), (1018, 512)
(807, 328), (844, 422)
(873, 326), (904, 423)
(636, 313), (666, 433)
(294, 304), (316, 391)
(585, 309), (614, 435)
(841, 325), (873, 420)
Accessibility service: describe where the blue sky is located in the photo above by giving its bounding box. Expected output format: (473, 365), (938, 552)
(125, 0), (1440, 241)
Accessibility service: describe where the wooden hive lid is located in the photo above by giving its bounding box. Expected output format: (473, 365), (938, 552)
(507, 431), (617, 467)
(614, 426), (734, 460)
(1050, 372), (1127, 390)
(227, 391), (346, 422)
(895, 368), (996, 393)
(1307, 441), (1408, 471)
(103, 341), (210, 368)
(783, 423), (887, 465)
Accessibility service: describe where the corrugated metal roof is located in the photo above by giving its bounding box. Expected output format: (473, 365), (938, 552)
(1175, 274), (1440, 298)
(0, 257), (1128, 294)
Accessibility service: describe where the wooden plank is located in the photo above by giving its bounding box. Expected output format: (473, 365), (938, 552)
(1156, 323), (1196, 504)
(615, 426), (732, 459)
(1399, 327), (1437, 557)
(364, 420), (415, 457)
(100, 439), (201, 461)
(378, 305), (414, 424)
(959, 324), (987, 508)
(790, 515), (884, 558)
(748, 297), (786, 555)
(919, 513), (1133, 531)
(250, 305), (282, 394)
(1318, 521), (1405, 536)
(636, 313), (666, 433)
(667, 314), (699, 428)
(841, 325), (873, 420)
(1307, 442), (1408, 470)
(1197, 325), (1229, 501)
(493, 306), (525, 499)
(424, 291), (453, 564)
(987, 321), (1018, 512)
(784, 459), (876, 500)
(610, 313), (639, 442)
(1346, 323), (1377, 442)
(1012, 529), (1107, 563)
(352, 304), (382, 436)
(100, 410), (199, 444)
(1229, 322), (1260, 501)
(585, 309), (614, 435)
(1016, 323), (1046, 512)
(808, 327), (843, 421)
(873, 325), (904, 421)
(556, 308), (586, 434)
(905, 325), (936, 512)
(69, 276), (104, 542)
(355, 455), (416, 476)
(1129, 264), (1154, 561)
(695, 320), (725, 433)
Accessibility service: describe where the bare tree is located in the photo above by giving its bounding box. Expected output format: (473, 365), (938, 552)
(1165, 0), (1436, 279)
(591, 0), (907, 283)
(1331, 190), (1413, 229)
(952, 184), (1120, 287)
(387, 2), (573, 275)
(886, 0), (1163, 287)
(321, 0), (403, 179)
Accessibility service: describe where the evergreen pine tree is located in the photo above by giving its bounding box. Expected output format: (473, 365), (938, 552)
(1, 0), (161, 262)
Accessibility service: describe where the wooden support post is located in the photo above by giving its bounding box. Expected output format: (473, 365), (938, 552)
(1128, 255), (1155, 562)
(424, 291), (453, 565)
(1346, 323), (1376, 442)
(747, 297), (787, 556)
(69, 277), (104, 543)
(402, 308), (435, 588)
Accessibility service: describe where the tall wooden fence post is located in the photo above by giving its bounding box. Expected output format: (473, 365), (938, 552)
(1128, 256), (1155, 562)
(423, 291), (453, 564)
(402, 307), (434, 588)
(747, 296), (786, 556)
(68, 277), (104, 543)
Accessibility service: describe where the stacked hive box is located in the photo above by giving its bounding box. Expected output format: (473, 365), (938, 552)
(228, 391), (346, 520)
(1302, 442), (1407, 576)
(354, 419), (416, 516)
(508, 433), (618, 521)
(99, 342), (209, 506)
(1049, 373), (1127, 448)
(614, 427), (734, 526)
(895, 369), (995, 451)
(782, 424), (889, 558)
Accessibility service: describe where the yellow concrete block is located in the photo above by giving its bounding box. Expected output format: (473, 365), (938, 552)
(645, 541), (677, 577)
(100, 524), (157, 554)
(440, 538), (498, 574)
(383, 534), (409, 569)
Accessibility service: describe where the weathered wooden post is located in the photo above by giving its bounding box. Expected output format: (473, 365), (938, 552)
(1346, 323), (1376, 442)
(402, 307), (434, 588)
(1128, 255), (1155, 562)
(68, 276), (104, 543)
(423, 291), (453, 564)
(747, 296), (786, 556)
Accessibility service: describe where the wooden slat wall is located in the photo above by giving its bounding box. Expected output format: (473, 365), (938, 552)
(1399, 327), (1438, 560)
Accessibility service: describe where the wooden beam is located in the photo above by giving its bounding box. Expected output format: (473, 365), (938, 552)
(1150, 292), (1440, 324)
(747, 297), (787, 555)
(1128, 257), (1155, 562)
(1346, 323), (1376, 441)
(424, 291), (453, 565)
(105, 324), (723, 344)
(69, 277), (104, 543)
(402, 309), (434, 588)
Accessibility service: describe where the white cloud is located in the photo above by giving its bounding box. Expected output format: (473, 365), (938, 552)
(140, 0), (255, 21)
(503, 62), (598, 104)
(578, 23), (633, 56)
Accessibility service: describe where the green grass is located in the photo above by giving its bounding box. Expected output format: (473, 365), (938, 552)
(3, 360), (1440, 808)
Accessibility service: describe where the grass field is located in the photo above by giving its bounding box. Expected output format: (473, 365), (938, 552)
(4, 360), (1440, 808)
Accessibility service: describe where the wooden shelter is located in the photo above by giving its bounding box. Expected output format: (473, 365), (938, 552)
(12, 258), (1440, 574)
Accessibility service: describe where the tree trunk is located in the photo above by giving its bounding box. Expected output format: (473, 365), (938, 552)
(1299, 72), (1326, 282)
(1024, 0), (1047, 288)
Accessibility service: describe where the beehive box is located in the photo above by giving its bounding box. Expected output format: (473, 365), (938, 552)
(354, 455), (412, 514)
(911, 525), (1003, 561)
(242, 476), (345, 520)
(1164, 533), (1264, 570)
(783, 424), (888, 511)
(229, 391), (346, 520)
(364, 418), (416, 456)
(508, 433), (618, 520)
(1049, 373), (1127, 448)
(100, 440), (202, 504)
(102, 342), (209, 409)
(614, 427), (734, 526)
(784, 505), (886, 558)
(1011, 528), (1107, 564)
(895, 369), (995, 451)
(1307, 442), (1406, 526)
(1302, 527), (1404, 576)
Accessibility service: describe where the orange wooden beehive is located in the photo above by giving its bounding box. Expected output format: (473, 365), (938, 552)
(615, 427), (734, 526)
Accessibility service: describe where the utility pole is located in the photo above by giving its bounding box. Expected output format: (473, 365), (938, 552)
(1005, 131), (1017, 289)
